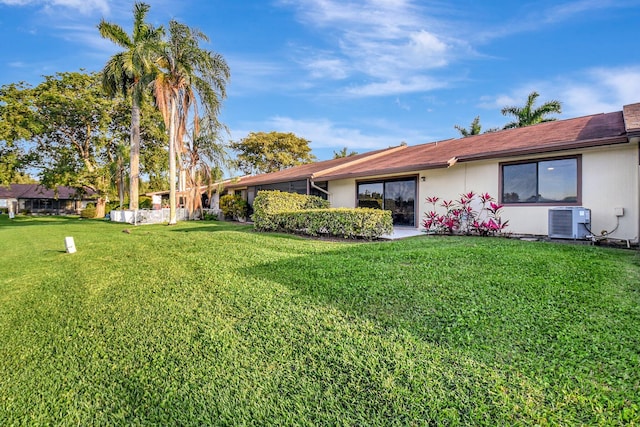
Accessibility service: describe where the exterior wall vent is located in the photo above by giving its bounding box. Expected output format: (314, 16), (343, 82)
(548, 207), (591, 239)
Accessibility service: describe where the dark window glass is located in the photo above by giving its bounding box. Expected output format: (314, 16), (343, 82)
(384, 180), (415, 226)
(357, 182), (383, 209)
(502, 157), (578, 204)
(357, 178), (416, 226)
(538, 159), (577, 203)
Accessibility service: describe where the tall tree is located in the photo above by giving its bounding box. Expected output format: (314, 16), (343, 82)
(333, 147), (357, 158)
(0, 82), (39, 185)
(98, 2), (164, 210)
(183, 118), (229, 219)
(501, 91), (562, 129)
(454, 116), (482, 137)
(153, 20), (230, 225)
(230, 131), (316, 175)
(29, 72), (115, 217)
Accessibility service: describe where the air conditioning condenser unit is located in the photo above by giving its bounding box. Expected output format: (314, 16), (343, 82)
(548, 207), (591, 239)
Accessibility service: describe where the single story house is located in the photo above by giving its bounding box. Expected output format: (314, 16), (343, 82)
(224, 102), (640, 243)
(0, 184), (95, 215)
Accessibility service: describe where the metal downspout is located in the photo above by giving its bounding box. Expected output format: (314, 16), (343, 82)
(309, 180), (331, 201)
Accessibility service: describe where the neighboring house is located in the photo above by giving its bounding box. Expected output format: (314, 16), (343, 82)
(0, 184), (95, 215)
(224, 102), (640, 242)
(145, 178), (240, 212)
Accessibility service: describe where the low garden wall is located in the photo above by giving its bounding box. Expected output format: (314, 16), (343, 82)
(109, 208), (189, 225)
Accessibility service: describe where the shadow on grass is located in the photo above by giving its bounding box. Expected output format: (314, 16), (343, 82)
(243, 241), (436, 340)
(241, 237), (640, 370)
(0, 215), (86, 228)
(167, 222), (314, 243)
(167, 221), (256, 234)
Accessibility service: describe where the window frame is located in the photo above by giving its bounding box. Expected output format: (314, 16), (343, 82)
(499, 155), (582, 206)
(356, 175), (418, 226)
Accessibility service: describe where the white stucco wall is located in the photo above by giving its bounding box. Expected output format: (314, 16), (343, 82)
(420, 144), (639, 240)
(328, 178), (358, 208)
(326, 141), (639, 241)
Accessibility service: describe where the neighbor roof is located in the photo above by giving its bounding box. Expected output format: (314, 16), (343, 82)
(225, 145), (407, 189)
(0, 184), (94, 199)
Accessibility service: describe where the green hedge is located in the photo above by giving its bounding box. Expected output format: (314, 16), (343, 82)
(80, 206), (96, 219)
(252, 191), (392, 239)
(252, 191), (329, 230)
(278, 208), (393, 239)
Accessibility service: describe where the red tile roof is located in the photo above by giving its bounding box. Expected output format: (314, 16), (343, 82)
(0, 184), (95, 199)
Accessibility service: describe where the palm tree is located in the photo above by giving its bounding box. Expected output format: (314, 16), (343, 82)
(98, 2), (164, 210)
(332, 147), (357, 158)
(454, 116), (482, 137)
(153, 20), (230, 225)
(501, 91), (562, 129)
(183, 119), (229, 219)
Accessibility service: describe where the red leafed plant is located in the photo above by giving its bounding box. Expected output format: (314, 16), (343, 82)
(422, 191), (509, 236)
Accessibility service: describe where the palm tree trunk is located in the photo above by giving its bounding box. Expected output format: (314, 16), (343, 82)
(129, 99), (141, 210)
(118, 162), (125, 209)
(96, 197), (106, 218)
(168, 101), (178, 225)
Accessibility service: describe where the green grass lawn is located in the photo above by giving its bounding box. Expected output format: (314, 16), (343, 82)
(1, 215), (639, 425)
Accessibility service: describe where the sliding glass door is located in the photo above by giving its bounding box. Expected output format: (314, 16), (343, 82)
(357, 178), (416, 226)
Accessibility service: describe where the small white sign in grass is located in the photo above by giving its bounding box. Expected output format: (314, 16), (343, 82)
(64, 236), (76, 254)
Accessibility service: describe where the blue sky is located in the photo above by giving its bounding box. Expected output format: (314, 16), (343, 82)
(1, 0), (640, 162)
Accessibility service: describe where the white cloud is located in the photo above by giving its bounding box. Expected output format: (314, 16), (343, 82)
(478, 65), (640, 118)
(230, 115), (427, 154)
(0, 0), (109, 14)
(278, 0), (472, 96)
(345, 76), (447, 97)
(476, 0), (640, 42)
(304, 57), (350, 80)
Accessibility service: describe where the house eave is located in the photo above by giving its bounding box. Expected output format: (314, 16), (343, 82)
(457, 135), (630, 163)
(319, 136), (630, 181)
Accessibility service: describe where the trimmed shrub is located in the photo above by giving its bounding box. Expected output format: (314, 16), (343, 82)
(253, 191), (392, 239)
(279, 208), (393, 239)
(80, 206), (97, 219)
(252, 191), (329, 231)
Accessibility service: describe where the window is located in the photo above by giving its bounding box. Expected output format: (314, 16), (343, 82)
(357, 178), (416, 226)
(501, 156), (580, 204)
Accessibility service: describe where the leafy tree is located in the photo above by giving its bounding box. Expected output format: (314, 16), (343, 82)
(333, 147), (358, 158)
(454, 116), (482, 137)
(501, 91), (562, 129)
(28, 72), (116, 217)
(98, 2), (164, 209)
(0, 82), (40, 185)
(231, 131), (316, 174)
(11, 172), (38, 184)
(153, 20), (230, 224)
